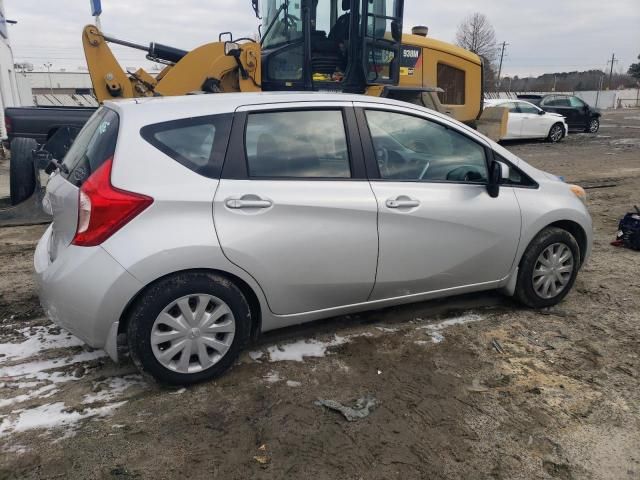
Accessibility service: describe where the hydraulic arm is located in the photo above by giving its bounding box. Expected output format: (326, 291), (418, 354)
(82, 25), (261, 103)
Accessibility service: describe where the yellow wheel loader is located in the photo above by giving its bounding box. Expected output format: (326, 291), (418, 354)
(82, 0), (503, 133)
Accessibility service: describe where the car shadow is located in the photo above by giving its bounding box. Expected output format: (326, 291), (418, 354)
(253, 290), (521, 348)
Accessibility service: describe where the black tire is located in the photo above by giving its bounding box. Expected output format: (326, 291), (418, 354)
(585, 117), (600, 133)
(547, 123), (565, 143)
(9, 138), (37, 206)
(127, 272), (252, 385)
(514, 227), (581, 308)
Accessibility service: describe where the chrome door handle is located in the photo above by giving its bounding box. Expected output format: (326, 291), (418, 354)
(386, 198), (420, 209)
(225, 198), (273, 209)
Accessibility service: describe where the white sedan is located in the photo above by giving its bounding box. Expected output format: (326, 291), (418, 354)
(485, 99), (568, 143)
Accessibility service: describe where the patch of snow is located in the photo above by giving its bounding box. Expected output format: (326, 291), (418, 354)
(0, 350), (106, 382)
(263, 371), (282, 383)
(2, 443), (29, 454)
(267, 335), (347, 362)
(375, 327), (398, 333)
(0, 401), (126, 437)
(0, 326), (84, 364)
(0, 384), (58, 409)
(417, 314), (485, 343)
(286, 380), (301, 388)
(169, 388), (186, 395)
(82, 375), (145, 405)
(249, 351), (264, 362)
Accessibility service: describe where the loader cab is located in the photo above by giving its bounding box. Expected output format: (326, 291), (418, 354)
(258, 0), (404, 93)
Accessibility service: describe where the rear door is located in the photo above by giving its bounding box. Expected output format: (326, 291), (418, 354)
(213, 103), (378, 315)
(44, 107), (119, 261)
(355, 103), (521, 300)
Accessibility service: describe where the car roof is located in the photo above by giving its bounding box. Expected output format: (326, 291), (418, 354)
(105, 91), (407, 114)
(103, 91), (473, 134)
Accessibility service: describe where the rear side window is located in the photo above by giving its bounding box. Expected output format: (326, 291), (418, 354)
(244, 110), (351, 178)
(61, 107), (119, 187)
(141, 114), (232, 179)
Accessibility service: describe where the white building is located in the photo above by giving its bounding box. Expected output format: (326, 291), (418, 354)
(0, 0), (33, 138)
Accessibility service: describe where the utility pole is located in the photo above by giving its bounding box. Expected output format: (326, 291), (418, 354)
(607, 53), (618, 90)
(44, 62), (54, 95)
(496, 41), (508, 91)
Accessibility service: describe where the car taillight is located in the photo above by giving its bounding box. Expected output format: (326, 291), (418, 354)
(5, 116), (12, 135)
(72, 157), (153, 247)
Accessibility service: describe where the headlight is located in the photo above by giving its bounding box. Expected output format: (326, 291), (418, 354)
(569, 184), (587, 204)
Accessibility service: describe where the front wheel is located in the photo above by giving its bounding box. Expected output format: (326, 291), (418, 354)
(586, 118), (600, 133)
(547, 123), (565, 143)
(127, 272), (252, 385)
(514, 227), (580, 308)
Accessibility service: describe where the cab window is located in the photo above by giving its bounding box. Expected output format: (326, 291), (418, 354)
(437, 63), (465, 105)
(365, 110), (487, 183)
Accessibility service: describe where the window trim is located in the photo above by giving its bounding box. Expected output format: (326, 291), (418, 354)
(140, 113), (233, 179)
(221, 106), (368, 181)
(354, 106), (493, 185)
(493, 153), (539, 189)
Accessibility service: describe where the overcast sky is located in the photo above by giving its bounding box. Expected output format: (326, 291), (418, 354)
(5, 0), (640, 78)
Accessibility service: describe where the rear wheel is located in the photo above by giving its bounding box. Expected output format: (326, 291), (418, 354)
(586, 118), (600, 133)
(127, 272), (252, 385)
(547, 123), (565, 143)
(514, 227), (580, 308)
(9, 138), (37, 205)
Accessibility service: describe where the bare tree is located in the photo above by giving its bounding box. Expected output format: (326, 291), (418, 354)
(455, 13), (497, 62)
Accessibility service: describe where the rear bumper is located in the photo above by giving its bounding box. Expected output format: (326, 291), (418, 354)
(34, 225), (142, 361)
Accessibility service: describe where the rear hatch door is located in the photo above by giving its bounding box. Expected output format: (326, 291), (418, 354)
(43, 107), (119, 261)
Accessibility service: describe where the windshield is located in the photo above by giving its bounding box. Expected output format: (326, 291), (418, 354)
(261, 0), (303, 49)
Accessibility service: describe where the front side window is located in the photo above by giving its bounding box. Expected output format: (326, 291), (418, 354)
(517, 102), (539, 114)
(365, 110), (487, 182)
(437, 63), (465, 105)
(569, 96), (586, 108)
(245, 110), (351, 178)
(543, 96), (570, 107)
(141, 114), (232, 179)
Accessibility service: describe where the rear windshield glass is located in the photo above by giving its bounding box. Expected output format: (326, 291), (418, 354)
(61, 107), (119, 187)
(140, 114), (232, 179)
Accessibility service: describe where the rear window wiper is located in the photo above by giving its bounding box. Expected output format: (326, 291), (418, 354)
(44, 157), (69, 175)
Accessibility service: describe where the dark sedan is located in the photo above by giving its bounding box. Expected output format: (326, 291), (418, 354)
(517, 94), (601, 133)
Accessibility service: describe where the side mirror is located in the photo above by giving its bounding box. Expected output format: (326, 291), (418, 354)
(224, 41), (241, 57)
(391, 20), (401, 41)
(538, 109), (546, 115)
(487, 160), (510, 198)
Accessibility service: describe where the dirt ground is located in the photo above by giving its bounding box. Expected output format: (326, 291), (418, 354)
(0, 109), (639, 480)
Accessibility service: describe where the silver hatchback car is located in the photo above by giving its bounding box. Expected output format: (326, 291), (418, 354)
(35, 92), (592, 384)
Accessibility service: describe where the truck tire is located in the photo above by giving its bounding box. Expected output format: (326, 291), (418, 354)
(9, 138), (37, 205)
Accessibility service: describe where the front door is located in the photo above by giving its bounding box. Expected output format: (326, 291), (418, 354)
(214, 104), (378, 315)
(517, 101), (548, 138)
(356, 104), (522, 300)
